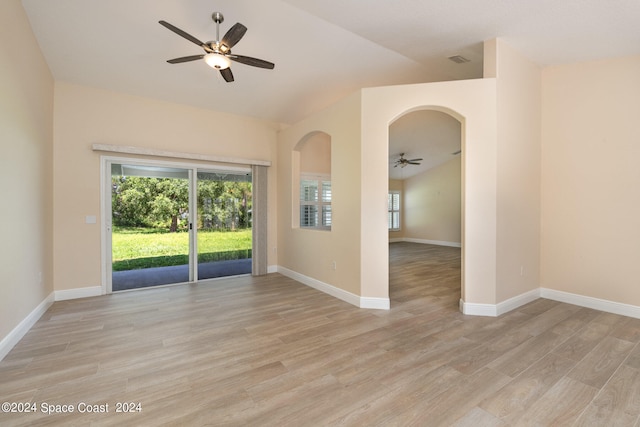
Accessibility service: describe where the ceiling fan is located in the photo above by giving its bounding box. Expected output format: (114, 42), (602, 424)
(394, 153), (423, 168)
(159, 12), (275, 83)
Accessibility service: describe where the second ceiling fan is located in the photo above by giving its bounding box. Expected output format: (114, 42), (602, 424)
(394, 153), (423, 168)
(159, 12), (275, 83)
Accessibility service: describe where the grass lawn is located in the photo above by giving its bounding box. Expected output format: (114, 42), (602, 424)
(112, 227), (252, 271)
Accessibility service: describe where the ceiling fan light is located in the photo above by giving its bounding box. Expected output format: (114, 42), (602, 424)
(204, 53), (231, 70)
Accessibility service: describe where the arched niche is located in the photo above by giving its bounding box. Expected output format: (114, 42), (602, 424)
(292, 131), (332, 230)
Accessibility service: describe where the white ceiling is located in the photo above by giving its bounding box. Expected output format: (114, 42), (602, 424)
(389, 110), (461, 180)
(20, 0), (640, 177)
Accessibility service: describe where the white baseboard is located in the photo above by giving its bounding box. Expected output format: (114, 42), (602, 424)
(394, 238), (462, 248)
(461, 287), (640, 320)
(277, 266), (390, 310)
(360, 297), (391, 310)
(55, 286), (102, 301)
(460, 300), (499, 317)
(461, 289), (541, 317)
(267, 265), (278, 274)
(541, 288), (640, 319)
(496, 288), (541, 316)
(0, 292), (55, 361)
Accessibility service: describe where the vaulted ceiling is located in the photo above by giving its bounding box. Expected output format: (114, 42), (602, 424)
(21, 0), (640, 125)
(389, 110), (461, 180)
(21, 0), (640, 177)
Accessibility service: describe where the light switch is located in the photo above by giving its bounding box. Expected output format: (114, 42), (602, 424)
(85, 215), (97, 224)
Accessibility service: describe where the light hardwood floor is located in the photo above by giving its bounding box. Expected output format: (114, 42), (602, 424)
(1, 242), (640, 426)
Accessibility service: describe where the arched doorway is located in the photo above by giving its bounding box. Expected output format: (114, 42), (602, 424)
(388, 109), (463, 306)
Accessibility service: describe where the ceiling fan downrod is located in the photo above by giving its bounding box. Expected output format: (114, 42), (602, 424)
(212, 12), (224, 42)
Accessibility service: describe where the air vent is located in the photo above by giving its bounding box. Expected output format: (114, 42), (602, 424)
(448, 55), (470, 64)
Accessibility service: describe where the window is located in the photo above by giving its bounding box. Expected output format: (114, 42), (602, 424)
(301, 175), (331, 230)
(388, 191), (400, 231)
(293, 131), (331, 230)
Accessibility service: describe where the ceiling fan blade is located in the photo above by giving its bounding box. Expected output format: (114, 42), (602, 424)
(407, 162), (421, 165)
(167, 54), (205, 64)
(221, 23), (247, 49)
(229, 55), (275, 69)
(407, 158), (423, 162)
(159, 20), (206, 48)
(220, 68), (234, 82)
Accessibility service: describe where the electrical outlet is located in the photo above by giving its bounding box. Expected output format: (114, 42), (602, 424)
(332, 261), (337, 270)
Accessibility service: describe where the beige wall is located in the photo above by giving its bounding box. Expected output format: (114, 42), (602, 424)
(277, 92), (363, 295)
(403, 158), (462, 244)
(388, 179), (404, 240)
(492, 39), (542, 302)
(279, 79), (498, 304)
(541, 55), (640, 306)
(53, 82), (280, 292)
(0, 0), (54, 342)
(279, 39), (540, 309)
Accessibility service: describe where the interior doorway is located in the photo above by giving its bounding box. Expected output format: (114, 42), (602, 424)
(388, 109), (463, 303)
(106, 160), (252, 292)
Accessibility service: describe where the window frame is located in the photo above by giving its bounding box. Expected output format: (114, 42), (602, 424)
(388, 191), (401, 231)
(300, 174), (332, 231)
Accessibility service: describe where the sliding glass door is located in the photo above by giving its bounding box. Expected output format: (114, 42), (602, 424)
(110, 164), (192, 291)
(107, 161), (252, 292)
(196, 170), (252, 280)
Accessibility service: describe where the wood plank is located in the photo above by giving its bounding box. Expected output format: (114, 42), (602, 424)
(489, 330), (567, 377)
(453, 407), (507, 427)
(480, 352), (576, 423)
(514, 377), (599, 426)
(576, 364), (640, 426)
(567, 336), (635, 389)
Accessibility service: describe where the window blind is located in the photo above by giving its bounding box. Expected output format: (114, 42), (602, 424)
(300, 176), (331, 229)
(388, 192), (400, 230)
